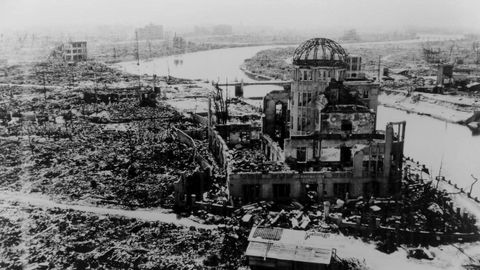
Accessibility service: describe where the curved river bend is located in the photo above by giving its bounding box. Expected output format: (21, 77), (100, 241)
(116, 45), (480, 197)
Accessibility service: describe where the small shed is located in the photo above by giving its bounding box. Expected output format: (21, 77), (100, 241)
(246, 227), (334, 270)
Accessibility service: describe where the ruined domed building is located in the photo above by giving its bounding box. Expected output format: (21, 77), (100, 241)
(285, 38), (380, 168)
(226, 38), (406, 203)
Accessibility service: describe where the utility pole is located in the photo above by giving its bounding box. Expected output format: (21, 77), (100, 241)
(135, 31), (140, 66)
(135, 30), (141, 99)
(93, 68), (98, 114)
(71, 65), (75, 86)
(153, 74), (158, 127)
(225, 77), (229, 124)
(148, 40), (152, 60)
(377, 55), (382, 83)
(42, 71), (47, 101)
(153, 74), (156, 90)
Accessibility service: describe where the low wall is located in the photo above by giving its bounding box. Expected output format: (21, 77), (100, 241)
(338, 220), (479, 244)
(208, 126), (229, 170)
(174, 127), (196, 155)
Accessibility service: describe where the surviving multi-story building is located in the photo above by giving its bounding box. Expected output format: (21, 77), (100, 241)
(226, 38), (406, 203)
(345, 55), (366, 80)
(61, 41), (87, 63)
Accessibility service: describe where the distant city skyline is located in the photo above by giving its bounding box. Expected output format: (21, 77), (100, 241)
(1, 0), (479, 34)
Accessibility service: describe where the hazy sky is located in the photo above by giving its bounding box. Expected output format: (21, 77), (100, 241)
(1, 0), (479, 33)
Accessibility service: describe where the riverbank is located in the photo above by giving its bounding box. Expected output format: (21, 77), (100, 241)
(97, 41), (290, 64)
(379, 90), (476, 124)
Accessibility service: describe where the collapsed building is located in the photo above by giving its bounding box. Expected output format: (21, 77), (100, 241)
(207, 38), (406, 205)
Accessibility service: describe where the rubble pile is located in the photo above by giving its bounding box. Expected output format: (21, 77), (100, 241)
(20, 122), (200, 207)
(0, 61), (139, 86)
(0, 203), (248, 269)
(0, 86), (80, 119)
(232, 201), (336, 232)
(176, 120), (204, 134)
(0, 61), (224, 208)
(42, 61), (137, 86)
(0, 64), (32, 84)
(229, 143), (289, 173)
(0, 216), (22, 270)
(214, 161), (479, 249)
(331, 257), (369, 270)
(1, 87), (210, 208)
(230, 178), (478, 240)
(226, 98), (262, 116)
(400, 165), (478, 233)
(0, 140), (22, 189)
(80, 100), (182, 122)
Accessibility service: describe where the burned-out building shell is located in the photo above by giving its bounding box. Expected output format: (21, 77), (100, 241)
(226, 37), (406, 204)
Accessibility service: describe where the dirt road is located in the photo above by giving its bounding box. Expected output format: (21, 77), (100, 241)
(0, 190), (216, 229)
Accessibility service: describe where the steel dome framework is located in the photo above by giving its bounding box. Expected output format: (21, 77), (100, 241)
(292, 38), (348, 67)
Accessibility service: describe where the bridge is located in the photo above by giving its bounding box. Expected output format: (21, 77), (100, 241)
(213, 79), (292, 97)
(215, 80), (292, 87)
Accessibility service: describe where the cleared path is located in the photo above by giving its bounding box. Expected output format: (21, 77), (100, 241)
(0, 190), (216, 229)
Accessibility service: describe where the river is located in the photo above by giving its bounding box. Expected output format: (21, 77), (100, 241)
(377, 106), (480, 197)
(117, 45), (480, 197)
(115, 45), (290, 98)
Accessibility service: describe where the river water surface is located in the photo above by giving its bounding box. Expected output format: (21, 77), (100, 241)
(117, 45), (480, 197)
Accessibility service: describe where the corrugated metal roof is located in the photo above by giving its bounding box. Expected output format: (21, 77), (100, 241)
(246, 227), (333, 265)
(245, 241), (332, 265)
(253, 227), (283, 241)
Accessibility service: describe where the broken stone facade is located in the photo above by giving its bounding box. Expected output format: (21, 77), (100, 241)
(262, 90), (289, 145)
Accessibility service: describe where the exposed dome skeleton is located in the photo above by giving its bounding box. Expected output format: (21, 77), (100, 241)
(293, 38), (348, 67)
